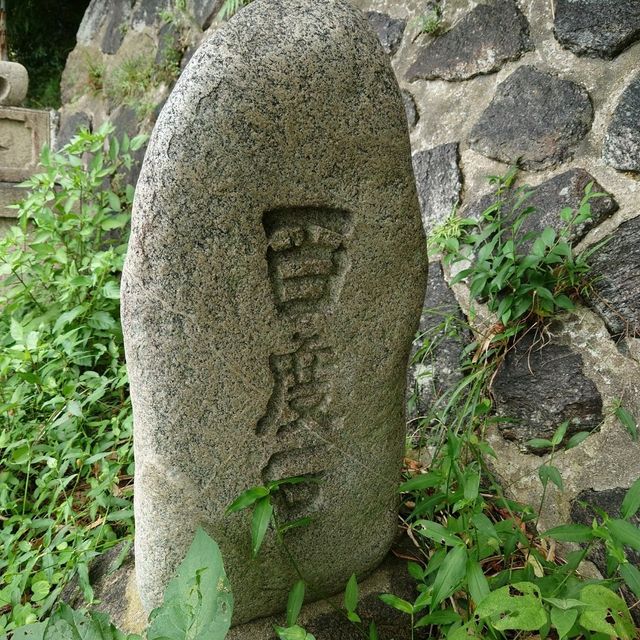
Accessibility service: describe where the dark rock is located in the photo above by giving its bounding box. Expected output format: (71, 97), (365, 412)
(469, 66), (593, 170)
(493, 332), (603, 449)
(187, 0), (224, 29)
(407, 263), (471, 424)
(407, 0), (532, 82)
(131, 0), (172, 28)
(101, 1), (133, 55)
(463, 169), (618, 251)
(603, 73), (640, 172)
(571, 487), (640, 625)
(554, 0), (640, 60)
(155, 21), (182, 67)
(402, 89), (419, 129)
(412, 142), (462, 233)
(365, 11), (406, 56)
(56, 111), (92, 150)
(111, 105), (147, 186)
(587, 215), (640, 337)
(111, 105), (140, 140)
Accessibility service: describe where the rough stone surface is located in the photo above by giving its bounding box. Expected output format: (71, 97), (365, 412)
(469, 66), (593, 170)
(492, 331), (603, 449)
(407, 263), (471, 424)
(603, 73), (640, 173)
(131, 0), (172, 29)
(463, 169), (618, 251)
(412, 142), (461, 234)
(56, 110), (92, 149)
(365, 11), (406, 55)
(402, 89), (419, 129)
(0, 61), (29, 107)
(0, 107), (50, 182)
(588, 215), (640, 337)
(554, 0), (640, 60)
(101, 2), (133, 55)
(407, 0), (532, 82)
(122, 0), (427, 625)
(187, 0), (224, 29)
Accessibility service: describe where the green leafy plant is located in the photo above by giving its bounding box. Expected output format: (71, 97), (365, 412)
(412, 7), (443, 37)
(0, 124), (145, 634)
(431, 170), (607, 327)
(4, 528), (232, 640)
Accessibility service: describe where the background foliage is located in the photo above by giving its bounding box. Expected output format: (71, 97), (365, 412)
(6, 0), (90, 107)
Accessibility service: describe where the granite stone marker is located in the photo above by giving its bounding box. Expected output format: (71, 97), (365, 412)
(122, 0), (427, 624)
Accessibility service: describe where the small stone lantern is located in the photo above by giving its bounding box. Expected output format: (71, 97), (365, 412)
(0, 0), (28, 106)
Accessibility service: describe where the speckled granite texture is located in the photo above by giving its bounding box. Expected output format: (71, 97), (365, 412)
(122, 0), (427, 625)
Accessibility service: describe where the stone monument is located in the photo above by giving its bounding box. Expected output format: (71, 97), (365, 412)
(122, 0), (427, 625)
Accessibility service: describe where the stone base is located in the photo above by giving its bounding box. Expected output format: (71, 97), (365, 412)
(61, 542), (426, 640)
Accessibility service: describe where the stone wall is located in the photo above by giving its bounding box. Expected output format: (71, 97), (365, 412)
(59, 0), (640, 538)
(350, 0), (640, 537)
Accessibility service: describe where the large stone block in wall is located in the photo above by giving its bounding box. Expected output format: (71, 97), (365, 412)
(463, 169), (618, 252)
(588, 215), (640, 337)
(469, 66), (593, 170)
(122, 0), (427, 625)
(407, 0), (531, 82)
(492, 332), (603, 449)
(604, 73), (640, 173)
(554, 0), (640, 60)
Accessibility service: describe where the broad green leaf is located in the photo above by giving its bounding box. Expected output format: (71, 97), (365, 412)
(538, 464), (563, 490)
(475, 582), (546, 632)
(415, 609), (462, 628)
(619, 562), (640, 600)
(565, 431), (590, 450)
(286, 580), (305, 627)
(579, 584), (634, 640)
(226, 486), (270, 514)
(554, 294), (574, 310)
(551, 422), (568, 446)
(399, 473), (441, 493)
(274, 625), (315, 640)
(447, 622), (480, 640)
(463, 470), (480, 501)
(466, 559), (490, 605)
(551, 606), (577, 640)
(88, 311), (117, 330)
(107, 191), (121, 212)
(147, 528), (233, 640)
(407, 561), (425, 581)
(543, 524), (594, 542)
(541, 227), (556, 247)
(378, 593), (414, 614)
(53, 305), (87, 333)
(471, 512), (499, 548)
(607, 518), (640, 551)
(4, 622), (46, 640)
(344, 574), (358, 614)
(431, 545), (467, 607)
(251, 497), (273, 557)
(368, 621), (378, 640)
(615, 405), (638, 441)
(527, 438), (553, 449)
(415, 520), (464, 548)
(621, 476), (640, 519)
(102, 281), (121, 300)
